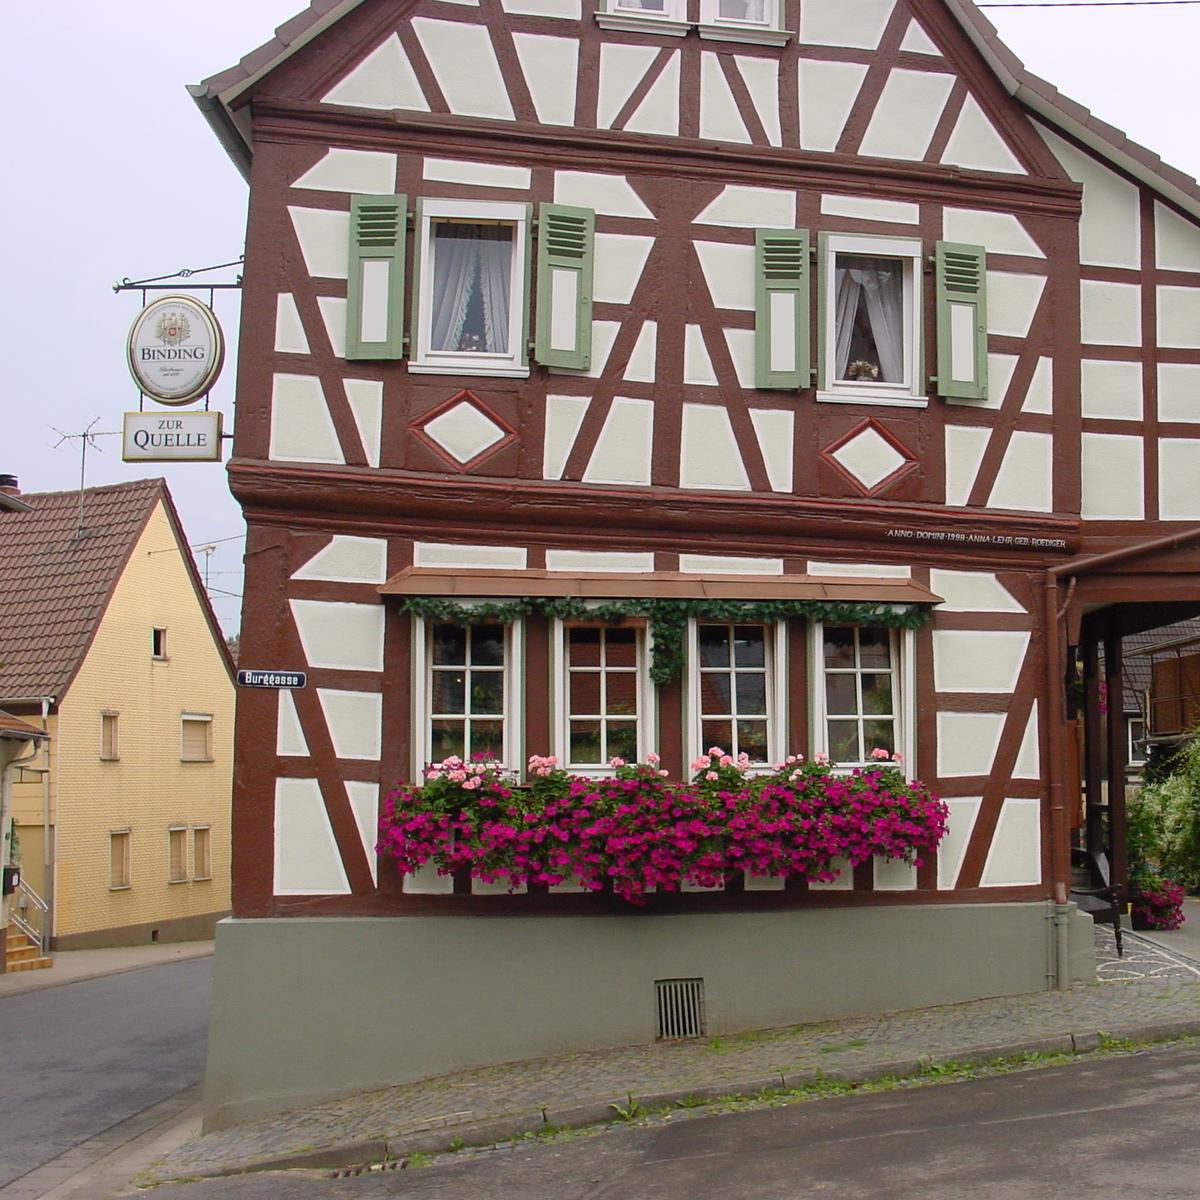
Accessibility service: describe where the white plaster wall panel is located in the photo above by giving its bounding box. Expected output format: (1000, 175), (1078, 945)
(807, 562), (911, 579)
(316, 297), (348, 358)
(1154, 201), (1200, 272)
(1157, 286), (1200, 349)
(680, 405), (751, 491)
(749, 409), (794, 492)
(684, 324), (719, 386)
(597, 43), (661, 129)
(275, 293), (309, 355)
(472, 878), (529, 895)
(831, 427), (906, 491)
(294, 536), (388, 585)
(944, 425), (990, 507)
(511, 34), (579, 127)
(321, 35), (429, 112)
(1081, 433), (1145, 520)
(275, 779), (351, 896)
(700, 52), (751, 144)
(743, 873), (786, 892)
(1158, 363), (1200, 423)
(319, 689), (383, 761)
(900, 20), (940, 56)
(343, 379), (382, 468)
(1040, 128), (1140, 269)
(820, 195), (920, 225)
(276, 690), (309, 758)
(414, 543), (527, 569)
(1022, 357), (1053, 415)
(859, 71), (956, 162)
(1075, 270), (1142, 340)
(424, 401), (506, 464)
(549, 321), (620, 379)
(1014, 702), (1040, 780)
(402, 862), (455, 894)
(722, 328), (757, 388)
(928, 570), (1025, 614)
(544, 394), (591, 479)
(593, 235), (655, 305)
(809, 855), (853, 890)
(980, 798), (1042, 887)
(679, 555), (784, 575)
(546, 550), (655, 572)
(412, 19), (514, 121)
(294, 148), (398, 195)
(797, 60), (868, 153)
(288, 207), (350, 279)
(625, 321), (657, 383)
(986, 272), (1045, 338)
(735, 56), (781, 146)
(696, 242), (755, 310)
(270, 375), (344, 465)
(941, 95), (1025, 175)
(290, 600), (386, 672)
(933, 630), (1030, 694)
(1159, 440), (1200, 520)
(937, 711), (1006, 777)
(799, 0), (895, 48)
(937, 798), (982, 890)
(624, 52), (680, 137)
(584, 397), (654, 485)
(554, 173), (653, 219)
(345, 781), (380, 886)
(942, 209), (1043, 259)
(695, 187), (795, 230)
(953, 352), (1014, 412)
(987, 431), (1053, 514)
(502, 0), (579, 15)
(1081, 360), (1143, 420)
(873, 858), (917, 891)
(422, 158), (531, 189)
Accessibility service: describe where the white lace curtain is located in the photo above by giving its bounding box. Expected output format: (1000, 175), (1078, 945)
(430, 225), (513, 354)
(834, 256), (905, 383)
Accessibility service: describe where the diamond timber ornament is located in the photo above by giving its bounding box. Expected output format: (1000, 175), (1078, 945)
(413, 391), (516, 469)
(822, 419), (918, 496)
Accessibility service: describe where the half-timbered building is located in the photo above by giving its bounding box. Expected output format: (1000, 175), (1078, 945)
(194, 0), (1200, 1126)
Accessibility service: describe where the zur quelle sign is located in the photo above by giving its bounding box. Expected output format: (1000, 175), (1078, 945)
(127, 294), (225, 405)
(122, 411), (223, 463)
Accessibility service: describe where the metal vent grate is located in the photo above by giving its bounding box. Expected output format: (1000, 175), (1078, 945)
(655, 978), (706, 1040)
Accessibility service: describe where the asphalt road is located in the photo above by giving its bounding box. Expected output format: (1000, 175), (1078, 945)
(156, 1041), (1200, 1200)
(0, 957), (211, 1196)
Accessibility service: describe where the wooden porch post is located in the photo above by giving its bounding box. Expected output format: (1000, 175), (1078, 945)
(1104, 629), (1128, 898)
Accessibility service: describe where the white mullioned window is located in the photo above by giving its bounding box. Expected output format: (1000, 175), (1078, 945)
(412, 199), (529, 378)
(821, 234), (924, 407)
(811, 623), (916, 770)
(701, 0), (777, 27)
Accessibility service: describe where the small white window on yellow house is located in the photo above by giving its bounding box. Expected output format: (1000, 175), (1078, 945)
(192, 827), (212, 881)
(100, 712), (119, 761)
(110, 830), (131, 890)
(181, 714), (214, 762)
(168, 827), (188, 884)
(152, 627), (168, 659)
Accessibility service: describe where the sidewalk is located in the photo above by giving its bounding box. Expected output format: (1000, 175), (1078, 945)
(0, 939), (213, 997)
(149, 924), (1200, 1184)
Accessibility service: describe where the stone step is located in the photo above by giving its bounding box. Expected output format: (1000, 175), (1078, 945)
(5, 955), (53, 972)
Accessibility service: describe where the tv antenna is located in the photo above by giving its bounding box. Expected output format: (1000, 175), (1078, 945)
(51, 418), (120, 538)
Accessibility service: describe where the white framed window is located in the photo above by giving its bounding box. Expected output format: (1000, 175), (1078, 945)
(152, 627), (168, 659)
(110, 830), (131, 890)
(687, 621), (786, 768)
(1128, 716), (1147, 767)
(192, 826), (212, 881)
(100, 712), (119, 761)
(168, 826), (188, 884)
(412, 618), (523, 775)
(597, 0), (690, 35)
(412, 199), (530, 378)
(821, 234), (924, 407)
(698, 0), (789, 42)
(181, 714), (214, 762)
(811, 624), (916, 770)
(553, 620), (654, 773)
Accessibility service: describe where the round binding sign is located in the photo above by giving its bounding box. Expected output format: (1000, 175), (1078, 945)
(127, 295), (225, 406)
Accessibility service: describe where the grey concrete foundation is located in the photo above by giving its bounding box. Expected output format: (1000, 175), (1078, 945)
(203, 902), (1095, 1130)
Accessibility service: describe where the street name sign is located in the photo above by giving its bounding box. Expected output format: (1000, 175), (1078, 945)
(237, 670), (308, 689)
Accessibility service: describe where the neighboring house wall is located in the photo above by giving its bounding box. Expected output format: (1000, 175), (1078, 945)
(9, 712), (56, 900)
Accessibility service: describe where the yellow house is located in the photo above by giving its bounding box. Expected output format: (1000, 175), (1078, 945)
(0, 477), (234, 952)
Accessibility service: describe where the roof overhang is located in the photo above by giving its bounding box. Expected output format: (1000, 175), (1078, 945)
(0, 711), (48, 742)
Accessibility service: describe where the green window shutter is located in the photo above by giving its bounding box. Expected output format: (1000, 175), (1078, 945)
(755, 229), (811, 390)
(346, 194), (408, 360)
(534, 203), (594, 370)
(935, 241), (988, 401)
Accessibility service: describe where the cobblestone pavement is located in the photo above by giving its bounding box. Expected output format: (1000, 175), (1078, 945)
(152, 927), (1200, 1184)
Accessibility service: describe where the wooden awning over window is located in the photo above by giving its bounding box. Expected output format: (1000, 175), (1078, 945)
(379, 568), (943, 605)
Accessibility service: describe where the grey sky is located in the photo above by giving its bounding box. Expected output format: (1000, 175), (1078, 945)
(3, 1), (1197, 636)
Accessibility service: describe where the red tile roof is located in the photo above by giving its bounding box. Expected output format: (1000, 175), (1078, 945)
(0, 480), (164, 702)
(0, 710), (47, 740)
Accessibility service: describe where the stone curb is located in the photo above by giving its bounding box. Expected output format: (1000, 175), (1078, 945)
(157, 1020), (1200, 1181)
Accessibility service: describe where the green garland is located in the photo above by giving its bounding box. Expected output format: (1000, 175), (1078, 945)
(399, 595), (930, 685)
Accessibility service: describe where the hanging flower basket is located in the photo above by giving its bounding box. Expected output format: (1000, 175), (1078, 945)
(1129, 871), (1186, 932)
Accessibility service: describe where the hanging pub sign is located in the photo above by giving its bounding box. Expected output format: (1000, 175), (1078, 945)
(127, 294), (225, 405)
(122, 411), (224, 463)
